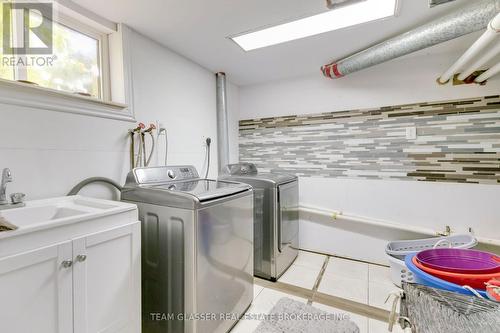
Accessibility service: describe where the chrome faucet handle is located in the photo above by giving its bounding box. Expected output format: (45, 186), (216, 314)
(10, 193), (26, 205)
(0, 168), (13, 205)
(2, 168), (12, 182)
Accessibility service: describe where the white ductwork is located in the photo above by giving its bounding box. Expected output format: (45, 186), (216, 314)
(440, 12), (500, 83)
(322, 0), (500, 79)
(475, 61), (500, 82)
(456, 40), (500, 82)
(216, 72), (230, 175)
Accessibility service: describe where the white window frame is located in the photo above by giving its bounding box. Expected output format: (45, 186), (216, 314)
(0, 1), (135, 122)
(53, 11), (111, 100)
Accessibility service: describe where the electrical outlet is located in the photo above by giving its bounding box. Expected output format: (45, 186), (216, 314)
(406, 127), (417, 140)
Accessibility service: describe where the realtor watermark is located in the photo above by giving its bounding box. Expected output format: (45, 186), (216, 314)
(1, 54), (56, 66)
(2, 1), (55, 66)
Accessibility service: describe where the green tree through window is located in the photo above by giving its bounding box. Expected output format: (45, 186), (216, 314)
(27, 14), (100, 97)
(0, 3), (15, 80)
(0, 7), (101, 98)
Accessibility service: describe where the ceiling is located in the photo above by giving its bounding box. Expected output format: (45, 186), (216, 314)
(74, 0), (477, 86)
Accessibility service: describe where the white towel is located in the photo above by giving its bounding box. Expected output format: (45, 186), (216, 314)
(0, 216), (17, 232)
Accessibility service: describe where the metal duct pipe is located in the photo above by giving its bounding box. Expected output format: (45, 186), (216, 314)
(216, 72), (230, 175)
(322, 0), (500, 79)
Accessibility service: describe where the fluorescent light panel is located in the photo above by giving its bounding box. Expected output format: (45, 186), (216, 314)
(231, 0), (397, 51)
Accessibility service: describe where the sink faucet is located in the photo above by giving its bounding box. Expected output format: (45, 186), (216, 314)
(0, 168), (25, 210)
(0, 168), (12, 205)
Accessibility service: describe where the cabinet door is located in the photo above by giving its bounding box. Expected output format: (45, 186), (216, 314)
(73, 222), (141, 333)
(0, 241), (73, 333)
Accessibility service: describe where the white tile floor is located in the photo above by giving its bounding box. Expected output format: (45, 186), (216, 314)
(230, 250), (405, 333)
(293, 250), (327, 270)
(319, 256), (402, 312)
(277, 263), (322, 289)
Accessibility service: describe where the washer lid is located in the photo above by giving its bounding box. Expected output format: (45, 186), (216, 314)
(123, 166), (252, 206)
(223, 163), (297, 185)
(148, 179), (250, 202)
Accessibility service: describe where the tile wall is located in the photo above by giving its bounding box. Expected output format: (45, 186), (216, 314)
(239, 95), (500, 184)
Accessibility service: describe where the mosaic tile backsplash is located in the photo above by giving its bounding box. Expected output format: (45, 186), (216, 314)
(239, 95), (500, 185)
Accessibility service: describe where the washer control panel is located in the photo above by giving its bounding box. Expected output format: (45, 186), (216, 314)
(176, 167), (198, 180)
(134, 166), (199, 184)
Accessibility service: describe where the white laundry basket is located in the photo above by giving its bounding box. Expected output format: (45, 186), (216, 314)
(385, 235), (477, 287)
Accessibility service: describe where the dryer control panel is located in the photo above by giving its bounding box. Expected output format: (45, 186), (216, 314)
(132, 166), (199, 185)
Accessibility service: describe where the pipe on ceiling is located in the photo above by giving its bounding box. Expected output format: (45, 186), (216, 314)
(441, 12), (500, 83)
(456, 39), (500, 82)
(475, 61), (500, 82)
(321, 0), (500, 79)
(216, 72), (230, 175)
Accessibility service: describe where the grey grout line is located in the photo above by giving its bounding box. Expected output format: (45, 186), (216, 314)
(308, 256), (330, 305)
(299, 248), (389, 268)
(254, 277), (390, 323)
(333, 254), (388, 268)
(300, 248), (386, 308)
(253, 250), (394, 324)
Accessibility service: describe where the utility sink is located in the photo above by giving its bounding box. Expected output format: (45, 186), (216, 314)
(0, 196), (136, 238)
(2, 206), (88, 228)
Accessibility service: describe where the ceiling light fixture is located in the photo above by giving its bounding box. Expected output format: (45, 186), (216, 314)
(230, 0), (398, 51)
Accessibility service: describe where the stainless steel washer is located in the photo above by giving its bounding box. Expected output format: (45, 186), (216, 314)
(221, 163), (299, 281)
(121, 166), (254, 333)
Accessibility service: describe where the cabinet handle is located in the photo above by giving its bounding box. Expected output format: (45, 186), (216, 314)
(76, 255), (87, 262)
(61, 260), (73, 268)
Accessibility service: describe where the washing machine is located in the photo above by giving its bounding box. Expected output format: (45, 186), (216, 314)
(221, 163), (299, 281)
(121, 166), (254, 333)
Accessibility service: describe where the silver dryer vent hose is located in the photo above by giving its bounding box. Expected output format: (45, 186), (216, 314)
(322, 0), (500, 78)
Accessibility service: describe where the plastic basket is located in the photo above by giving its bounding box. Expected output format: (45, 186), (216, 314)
(387, 253), (413, 288)
(386, 234), (477, 260)
(385, 234), (477, 286)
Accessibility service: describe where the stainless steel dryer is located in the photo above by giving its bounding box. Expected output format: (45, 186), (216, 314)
(121, 166), (254, 333)
(221, 163), (299, 281)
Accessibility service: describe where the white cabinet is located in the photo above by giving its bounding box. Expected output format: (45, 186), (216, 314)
(0, 241), (74, 333)
(0, 222), (141, 333)
(73, 223), (141, 333)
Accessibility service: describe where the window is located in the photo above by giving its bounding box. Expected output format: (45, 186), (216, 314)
(0, 4), (109, 99)
(27, 14), (103, 98)
(0, 4), (14, 81)
(0, 2), (133, 121)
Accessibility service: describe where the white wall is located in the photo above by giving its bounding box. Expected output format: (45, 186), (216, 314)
(238, 51), (500, 263)
(129, 31), (219, 177)
(0, 29), (225, 200)
(240, 52), (500, 119)
(299, 178), (500, 264)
